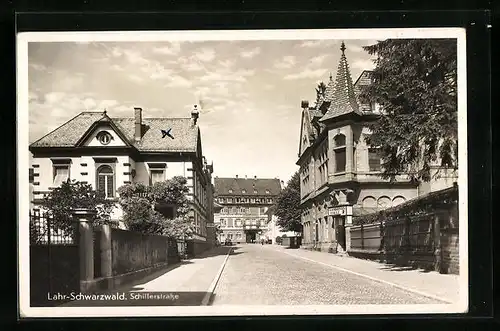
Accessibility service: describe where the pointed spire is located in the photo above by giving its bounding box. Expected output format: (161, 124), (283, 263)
(320, 42), (360, 122)
(340, 41), (346, 54)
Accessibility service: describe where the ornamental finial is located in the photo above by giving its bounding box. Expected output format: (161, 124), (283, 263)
(340, 41), (346, 54)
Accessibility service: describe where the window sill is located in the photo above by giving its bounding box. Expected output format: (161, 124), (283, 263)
(333, 172), (346, 176)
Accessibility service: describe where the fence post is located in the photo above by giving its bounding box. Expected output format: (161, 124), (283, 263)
(72, 208), (96, 293)
(360, 224), (364, 250)
(100, 224), (112, 278)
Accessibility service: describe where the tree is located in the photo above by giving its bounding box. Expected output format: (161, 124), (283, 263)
(117, 176), (194, 239)
(274, 171), (303, 234)
(359, 39), (458, 182)
(40, 180), (116, 233)
(315, 81), (327, 106)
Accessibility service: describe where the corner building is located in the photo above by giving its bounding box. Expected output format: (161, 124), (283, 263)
(214, 176), (282, 243)
(297, 42), (419, 253)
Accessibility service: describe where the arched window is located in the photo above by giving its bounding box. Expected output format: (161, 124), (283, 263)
(392, 196), (406, 206)
(333, 134), (346, 173)
(362, 196), (377, 209)
(96, 165), (114, 198)
(377, 196), (391, 209)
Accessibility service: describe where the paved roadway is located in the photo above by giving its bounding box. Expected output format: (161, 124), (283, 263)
(211, 244), (440, 305)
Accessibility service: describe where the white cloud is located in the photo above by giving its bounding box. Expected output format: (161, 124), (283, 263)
(299, 40), (324, 48)
(110, 64), (124, 71)
(284, 68), (328, 80)
(44, 92), (66, 104)
(195, 48), (216, 62)
(182, 61), (205, 72)
(152, 43), (181, 56)
(166, 76), (192, 88)
(219, 59), (235, 68)
(29, 63), (48, 71)
(98, 99), (119, 109)
(350, 58), (375, 70)
(309, 55), (329, 67)
(240, 47), (261, 58)
(199, 68), (254, 83)
(274, 56), (296, 69)
(128, 74), (144, 83)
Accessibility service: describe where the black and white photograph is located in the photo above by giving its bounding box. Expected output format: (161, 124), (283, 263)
(17, 28), (468, 317)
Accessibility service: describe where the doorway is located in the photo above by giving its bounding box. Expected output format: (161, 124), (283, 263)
(334, 216), (346, 250)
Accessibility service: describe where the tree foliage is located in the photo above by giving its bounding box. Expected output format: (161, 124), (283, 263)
(40, 180), (116, 232)
(359, 39), (458, 182)
(274, 171), (303, 233)
(117, 176), (194, 239)
(315, 81), (327, 106)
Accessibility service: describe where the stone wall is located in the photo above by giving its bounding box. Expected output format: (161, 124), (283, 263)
(110, 228), (171, 276)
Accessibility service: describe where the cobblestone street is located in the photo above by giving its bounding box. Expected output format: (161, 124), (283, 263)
(211, 244), (450, 305)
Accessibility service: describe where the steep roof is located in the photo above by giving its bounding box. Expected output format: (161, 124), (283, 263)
(29, 111), (198, 153)
(320, 42), (361, 122)
(214, 177), (282, 196)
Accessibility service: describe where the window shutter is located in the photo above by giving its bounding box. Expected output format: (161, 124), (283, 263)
(97, 175), (106, 196)
(106, 175), (114, 197)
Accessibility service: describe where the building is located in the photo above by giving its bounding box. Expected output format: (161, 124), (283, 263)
(29, 106), (214, 254)
(214, 176), (282, 243)
(297, 42), (421, 253)
(297, 42), (458, 253)
(262, 206), (296, 244)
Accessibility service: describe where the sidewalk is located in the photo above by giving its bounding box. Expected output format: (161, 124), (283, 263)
(61, 245), (232, 306)
(265, 244), (461, 304)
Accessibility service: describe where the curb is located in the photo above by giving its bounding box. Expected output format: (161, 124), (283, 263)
(278, 249), (453, 304)
(201, 247), (233, 306)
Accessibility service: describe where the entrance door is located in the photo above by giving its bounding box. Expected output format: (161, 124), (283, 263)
(334, 216), (346, 249)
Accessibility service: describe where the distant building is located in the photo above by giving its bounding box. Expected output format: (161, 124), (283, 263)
(29, 106), (214, 255)
(262, 206), (296, 244)
(297, 42), (457, 253)
(214, 176), (282, 243)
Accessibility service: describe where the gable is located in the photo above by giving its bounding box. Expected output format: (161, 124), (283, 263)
(81, 124), (128, 147)
(298, 109), (312, 156)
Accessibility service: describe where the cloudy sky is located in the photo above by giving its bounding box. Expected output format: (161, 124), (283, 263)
(28, 38), (376, 183)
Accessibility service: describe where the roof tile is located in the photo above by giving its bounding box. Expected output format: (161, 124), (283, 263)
(214, 177), (282, 196)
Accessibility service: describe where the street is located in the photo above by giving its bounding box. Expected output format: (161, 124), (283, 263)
(211, 244), (443, 305)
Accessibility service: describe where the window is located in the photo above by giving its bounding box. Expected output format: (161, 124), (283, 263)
(368, 148), (382, 171)
(96, 165), (114, 198)
(242, 189), (246, 194)
(236, 197), (241, 203)
(150, 169), (165, 185)
(227, 198), (233, 203)
(96, 131), (113, 145)
(236, 220), (242, 227)
(253, 189), (258, 194)
(228, 189), (233, 193)
(219, 197), (224, 203)
(251, 198), (255, 203)
(53, 165), (70, 187)
(267, 198), (272, 203)
(220, 219), (226, 227)
(334, 134), (346, 173)
(252, 219), (257, 225)
(265, 189), (270, 194)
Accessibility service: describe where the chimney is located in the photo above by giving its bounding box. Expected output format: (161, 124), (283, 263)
(254, 175), (257, 179)
(236, 175), (238, 178)
(301, 100), (309, 109)
(134, 107), (142, 142)
(191, 104), (199, 125)
(245, 175), (247, 179)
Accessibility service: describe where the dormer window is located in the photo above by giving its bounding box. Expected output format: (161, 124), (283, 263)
(96, 131), (113, 145)
(228, 189), (233, 194)
(265, 189), (270, 194)
(253, 189), (257, 194)
(242, 189), (246, 194)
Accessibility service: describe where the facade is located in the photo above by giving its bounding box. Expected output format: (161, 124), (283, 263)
(214, 176), (282, 243)
(29, 106), (214, 254)
(297, 42), (420, 253)
(262, 206), (296, 244)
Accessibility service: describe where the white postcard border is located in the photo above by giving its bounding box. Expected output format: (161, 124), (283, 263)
(17, 27), (468, 318)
